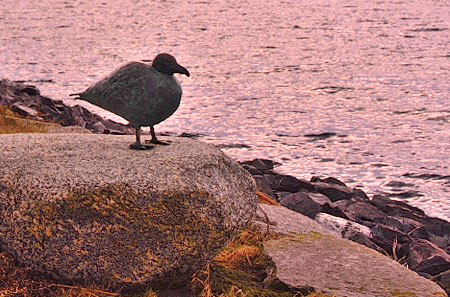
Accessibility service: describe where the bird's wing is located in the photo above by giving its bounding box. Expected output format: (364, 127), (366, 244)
(80, 62), (158, 118)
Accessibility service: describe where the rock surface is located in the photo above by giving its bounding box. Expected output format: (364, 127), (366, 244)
(280, 191), (347, 219)
(314, 213), (371, 238)
(241, 158), (450, 292)
(264, 234), (446, 297)
(0, 134), (257, 291)
(399, 239), (450, 276)
(256, 205), (447, 296)
(433, 270), (450, 296)
(253, 204), (337, 237)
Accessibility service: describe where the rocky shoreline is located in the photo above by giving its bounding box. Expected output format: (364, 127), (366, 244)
(1, 79), (449, 294)
(240, 158), (450, 293)
(0, 79), (133, 135)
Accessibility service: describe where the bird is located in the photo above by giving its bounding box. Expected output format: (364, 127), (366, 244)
(70, 53), (190, 150)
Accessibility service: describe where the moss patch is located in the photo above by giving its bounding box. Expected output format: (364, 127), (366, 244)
(0, 106), (57, 134)
(26, 183), (230, 256)
(290, 232), (326, 243)
(1, 182), (243, 291)
(390, 290), (416, 297)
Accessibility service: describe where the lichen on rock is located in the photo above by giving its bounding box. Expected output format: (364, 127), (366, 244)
(257, 205), (447, 297)
(0, 134), (258, 291)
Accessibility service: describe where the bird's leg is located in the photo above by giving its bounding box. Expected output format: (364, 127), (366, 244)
(146, 126), (171, 145)
(130, 126), (153, 150)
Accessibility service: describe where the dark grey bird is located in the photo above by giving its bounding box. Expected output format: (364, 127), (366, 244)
(70, 53), (190, 149)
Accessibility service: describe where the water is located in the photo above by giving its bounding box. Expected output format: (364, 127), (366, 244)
(1, 0), (449, 221)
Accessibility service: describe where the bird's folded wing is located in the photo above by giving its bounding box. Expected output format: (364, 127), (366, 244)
(80, 62), (158, 117)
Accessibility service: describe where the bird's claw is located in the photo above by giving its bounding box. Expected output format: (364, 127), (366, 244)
(129, 143), (154, 150)
(145, 139), (171, 145)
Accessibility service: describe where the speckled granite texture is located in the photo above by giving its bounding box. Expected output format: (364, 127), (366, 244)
(257, 205), (447, 297)
(0, 134), (257, 291)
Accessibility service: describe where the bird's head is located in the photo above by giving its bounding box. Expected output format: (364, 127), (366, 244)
(152, 53), (190, 77)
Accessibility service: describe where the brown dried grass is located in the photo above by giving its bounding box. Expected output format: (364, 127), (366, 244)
(0, 106), (55, 134)
(192, 228), (335, 297)
(256, 191), (279, 206)
(0, 251), (120, 297)
(0, 223), (333, 297)
(214, 245), (260, 269)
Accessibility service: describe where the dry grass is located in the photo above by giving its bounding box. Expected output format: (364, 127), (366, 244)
(0, 224), (334, 297)
(51, 284), (119, 297)
(214, 229), (270, 270)
(0, 106), (57, 134)
(0, 251), (121, 297)
(191, 228), (336, 297)
(141, 291), (158, 297)
(192, 264), (214, 297)
(0, 227), (336, 297)
(214, 245), (260, 269)
(256, 191), (280, 206)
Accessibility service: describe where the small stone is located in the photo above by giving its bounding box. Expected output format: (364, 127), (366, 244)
(279, 175), (314, 192)
(352, 188), (369, 200)
(240, 158), (279, 173)
(315, 212), (371, 238)
(380, 216), (423, 233)
(432, 270), (450, 295)
(20, 86), (40, 96)
(280, 191), (333, 218)
(370, 224), (412, 254)
(11, 103), (40, 117)
(335, 201), (386, 222)
(89, 121), (106, 133)
(371, 195), (425, 215)
(312, 181), (355, 202)
(310, 176), (347, 187)
(253, 175), (274, 197)
(346, 232), (386, 254)
(241, 164), (263, 175)
(399, 239), (450, 276)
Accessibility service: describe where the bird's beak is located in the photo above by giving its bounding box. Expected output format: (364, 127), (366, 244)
(174, 63), (190, 77)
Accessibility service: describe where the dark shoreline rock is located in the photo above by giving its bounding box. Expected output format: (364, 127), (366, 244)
(0, 79), (133, 134)
(241, 158), (450, 292)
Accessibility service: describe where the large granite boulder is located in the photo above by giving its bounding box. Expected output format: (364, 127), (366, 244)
(255, 205), (447, 297)
(0, 134), (257, 291)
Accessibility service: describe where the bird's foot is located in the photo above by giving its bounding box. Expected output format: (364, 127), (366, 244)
(129, 143), (154, 150)
(145, 139), (171, 145)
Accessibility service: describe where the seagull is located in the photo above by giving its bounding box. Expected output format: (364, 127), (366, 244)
(70, 53), (190, 150)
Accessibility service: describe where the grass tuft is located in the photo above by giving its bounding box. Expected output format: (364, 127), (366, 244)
(256, 191), (279, 206)
(192, 227), (335, 297)
(0, 216), (334, 297)
(0, 106), (56, 134)
(214, 245), (260, 269)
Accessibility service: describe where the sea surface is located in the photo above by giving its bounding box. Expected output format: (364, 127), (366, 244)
(0, 0), (449, 221)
